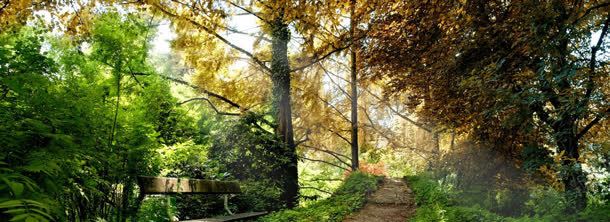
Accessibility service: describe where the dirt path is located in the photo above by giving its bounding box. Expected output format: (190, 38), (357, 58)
(343, 178), (416, 222)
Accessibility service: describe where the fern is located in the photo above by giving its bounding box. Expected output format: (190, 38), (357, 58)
(0, 163), (54, 221)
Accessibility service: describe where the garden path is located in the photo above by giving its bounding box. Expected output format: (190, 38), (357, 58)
(343, 178), (416, 222)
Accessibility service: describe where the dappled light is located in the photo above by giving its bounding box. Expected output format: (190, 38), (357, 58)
(1, 1), (610, 222)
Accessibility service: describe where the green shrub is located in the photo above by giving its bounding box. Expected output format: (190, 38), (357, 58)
(235, 180), (282, 212)
(523, 186), (566, 218)
(445, 206), (505, 222)
(137, 196), (177, 222)
(259, 172), (380, 222)
(576, 202), (610, 222)
(409, 203), (446, 222)
(405, 175), (452, 207)
(407, 175), (505, 222)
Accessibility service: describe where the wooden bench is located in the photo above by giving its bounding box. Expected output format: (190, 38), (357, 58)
(138, 176), (267, 222)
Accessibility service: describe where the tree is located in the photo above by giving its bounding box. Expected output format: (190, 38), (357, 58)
(142, 0), (360, 208)
(363, 0), (610, 211)
(349, 0), (359, 171)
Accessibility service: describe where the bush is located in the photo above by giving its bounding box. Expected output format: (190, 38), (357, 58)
(405, 175), (452, 207)
(408, 174), (610, 222)
(259, 172), (380, 222)
(137, 196), (177, 222)
(234, 180), (282, 212)
(445, 206), (505, 222)
(577, 202), (610, 221)
(406, 175), (505, 222)
(522, 186), (566, 218)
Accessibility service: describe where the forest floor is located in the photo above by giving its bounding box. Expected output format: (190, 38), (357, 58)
(343, 178), (416, 222)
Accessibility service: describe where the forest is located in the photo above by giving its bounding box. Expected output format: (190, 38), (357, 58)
(1, 0), (610, 221)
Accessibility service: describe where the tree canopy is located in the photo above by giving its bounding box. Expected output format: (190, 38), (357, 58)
(1, 0), (610, 221)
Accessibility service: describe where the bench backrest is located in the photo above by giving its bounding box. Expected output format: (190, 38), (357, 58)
(137, 176), (242, 194)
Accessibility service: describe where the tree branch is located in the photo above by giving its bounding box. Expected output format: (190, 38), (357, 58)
(581, 13), (610, 111)
(360, 107), (434, 162)
(318, 63), (351, 99)
(304, 178), (343, 182)
(223, 26), (272, 43)
(302, 144), (351, 167)
(324, 127), (352, 145)
(300, 186), (332, 195)
(0, 1), (9, 14)
(127, 68), (146, 89)
(290, 28), (371, 73)
(577, 107), (610, 140)
(295, 131), (310, 146)
(359, 86), (433, 132)
(159, 74), (244, 111)
(573, 2), (610, 25)
(531, 101), (554, 126)
(300, 157), (349, 171)
(179, 97), (241, 116)
(294, 85), (351, 122)
(303, 144), (351, 160)
(151, 2), (272, 73)
(224, 0), (270, 25)
(291, 43), (351, 72)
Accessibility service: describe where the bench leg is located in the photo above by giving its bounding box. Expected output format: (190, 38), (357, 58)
(223, 194), (234, 215)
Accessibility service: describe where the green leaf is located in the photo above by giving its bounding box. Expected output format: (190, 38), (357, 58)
(30, 208), (53, 220)
(0, 200), (24, 209)
(25, 216), (39, 222)
(21, 200), (47, 208)
(9, 182), (24, 197)
(9, 213), (30, 221)
(4, 208), (27, 214)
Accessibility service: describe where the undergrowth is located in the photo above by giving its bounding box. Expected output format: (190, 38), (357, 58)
(406, 175), (610, 222)
(259, 172), (381, 222)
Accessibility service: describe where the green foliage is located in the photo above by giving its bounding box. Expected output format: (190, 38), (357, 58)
(0, 26), (66, 222)
(207, 113), (288, 212)
(234, 180), (283, 212)
(521, 145), (553, 174)
(444, 206), (505, 222)
(0, 163), (54, 222)
(577, 203), (610, 222)
(408, 174), (610, 222)
(209, 112), (287, 182)
(407, 175), (504, 222)
(0, 11), (197, 221)
(259, 172), (380, 222)
(153, 113), (287, 219)
(137, 196), (177, 222)
(406, 175), (453, 207)
(522, 186), (567, 218)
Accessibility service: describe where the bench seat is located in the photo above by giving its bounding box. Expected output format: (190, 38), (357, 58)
(137, 176), (267, 222)
(180, 211), (268, 222)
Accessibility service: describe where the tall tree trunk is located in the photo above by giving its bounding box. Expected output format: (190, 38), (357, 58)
(349, 0), (359, 171)
(428, 129), (440, 170)
(270, 18), (298, 208)
(432, 131), (440, 157)
(450, 131), (455, 150)
(554, 118), (587, 212)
